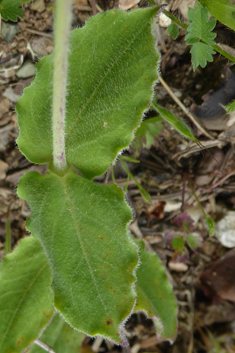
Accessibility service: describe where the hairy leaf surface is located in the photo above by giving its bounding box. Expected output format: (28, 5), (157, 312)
(0, 236), (54, 353)
(17, 169), (138, 343)
(16, 7), (160, 179)
(30, 314), (84, 353)
(135, 240), (177, 342)
(0, 0), (23, 21)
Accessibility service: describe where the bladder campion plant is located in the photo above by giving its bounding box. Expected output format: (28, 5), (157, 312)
(0, 1), (178, 352)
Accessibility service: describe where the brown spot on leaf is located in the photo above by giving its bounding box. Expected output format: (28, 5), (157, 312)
(106, 318), (113, 326)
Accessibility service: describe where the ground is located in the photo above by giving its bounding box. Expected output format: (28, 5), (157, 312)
(1, 0), (235, 352)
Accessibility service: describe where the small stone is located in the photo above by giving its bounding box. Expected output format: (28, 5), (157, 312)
(16, 62), (35, 79)
(3, 88), (19, 103)
(159, 13), (171, 27)
(119, 0), (139, 11)
(0, 123), (14, 151)
(31, 0), (46, 13)
(0, 160), (8, 180)
(1, 22), (19, 42)
(0, 98), (10, 117)
(168, 261), (188, 272)
(216, 211), (235, 248)
(30, 37), (53, 57)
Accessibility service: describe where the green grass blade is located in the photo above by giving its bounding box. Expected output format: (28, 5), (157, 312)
(120, 157), (151, 203)
(152, 102), (199, 143)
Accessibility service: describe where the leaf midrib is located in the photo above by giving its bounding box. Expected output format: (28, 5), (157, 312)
(62, 178), (109, 316)
(66, 11), (154, 137)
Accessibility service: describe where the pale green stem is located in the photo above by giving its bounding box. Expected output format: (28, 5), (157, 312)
(111, 165), (116, 183)
(188, 181), (207, 218)
(5, 205), (11, 256)
(52, 0), (73, 173)
(35, 339), (57, 353)
(5, 220), (11, 255)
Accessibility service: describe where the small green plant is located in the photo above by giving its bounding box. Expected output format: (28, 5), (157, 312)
(165, 212), (203, 263)
(185, 2), (217, 71)
(164, 0), (235, 70)
(130, 115), (163, 156)
(0, 0), (33, 21)
(0, 2), (179, 352)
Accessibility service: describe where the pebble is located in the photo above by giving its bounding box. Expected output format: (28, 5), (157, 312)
(0, 123), (14, 151)
(0, 98), (10, 118)
(216, 211), (235, 247)
(168, 261), (188, 272)
(0, 160), (8, 181)
(16, 62), (35, 79)
(30, 37), (53, 57)
(31, 0), (46, 13)
(3, 88), (19, 103)
(1, 22), (19, 42)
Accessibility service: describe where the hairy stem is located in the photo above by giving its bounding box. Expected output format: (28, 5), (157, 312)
(52, 0), (73, 173)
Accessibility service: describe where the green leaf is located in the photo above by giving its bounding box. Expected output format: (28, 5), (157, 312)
(171, 246), (189, 263)
(16, 7), (160, 180)
(199, 0), (235, 31)
(145, 132), (155, 149)
(205, 216), (215, 236)
(135, 116), (163, 137)
(185, 2), (216, 70)
(167, 23), (179, 39)
(0, 236), (54, 353)
(171, 237), (184, 250)
(17, 169), (138, 343)
(135, 240), (177, 342)
(186, 3), (216, 45)
(29, 314), (84, 353)
(185, 234), (203, 250)
(190, 42), (215, 70)
(0, 0), (23, 21)
(225, 100), (235, 113)
(132, 116), (163, 152)
(22, 0), (34, 3)
(152, 102), (199, 143)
